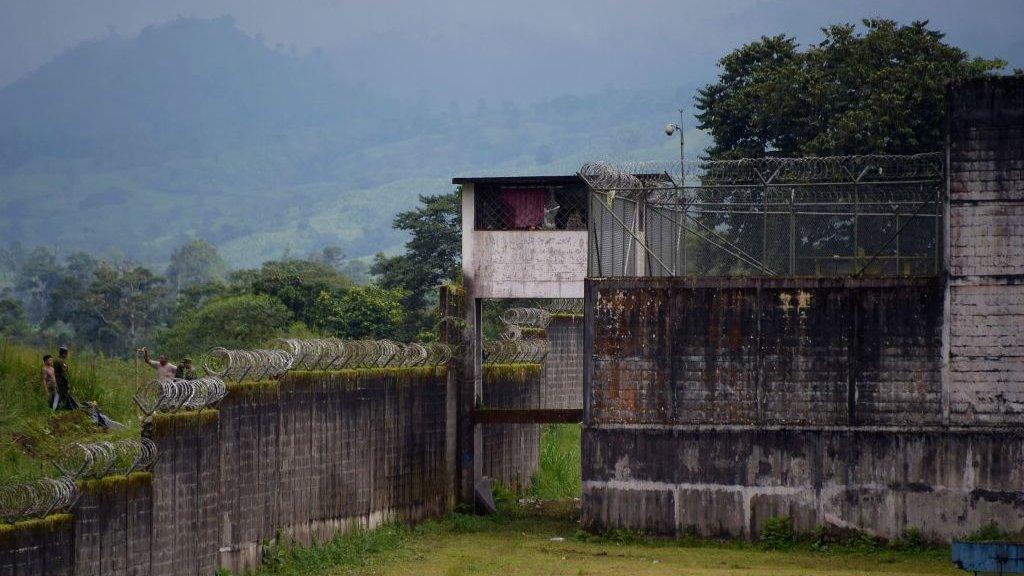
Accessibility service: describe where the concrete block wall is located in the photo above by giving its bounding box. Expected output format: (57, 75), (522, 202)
(0, 515), (74, 576)
(150, 411), (221, 576)
(482, 365), (542, 488)
(1, 366), (457, 576)
(948, 75), (1024, 425)
(218, 382), (281, 572)
(218, 368), (451, 574)
(73, 474), (153, 576)
(588, 277), (945, 427)
(582, 426), (1024, 540)
(540, 315), (584, 410)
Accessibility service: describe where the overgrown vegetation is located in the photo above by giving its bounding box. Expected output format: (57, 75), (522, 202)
(528, 424), (582, 500)
(0, 340), (141, 481)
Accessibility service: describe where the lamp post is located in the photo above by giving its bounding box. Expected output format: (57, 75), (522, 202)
(664, 108), (685, 181)
(665, 109), (686, 275)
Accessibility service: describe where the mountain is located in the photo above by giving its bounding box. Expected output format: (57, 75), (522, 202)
(0, 16), (700, 268)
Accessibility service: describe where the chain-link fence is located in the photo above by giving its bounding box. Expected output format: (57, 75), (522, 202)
(474, 184), (588, 231)
(583, 153), (944, 277)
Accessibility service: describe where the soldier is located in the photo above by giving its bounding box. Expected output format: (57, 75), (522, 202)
(52, 345), (79, 410)
(175, 357), (196, 380)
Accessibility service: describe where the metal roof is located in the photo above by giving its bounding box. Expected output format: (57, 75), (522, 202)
(451, 174), (583, 186)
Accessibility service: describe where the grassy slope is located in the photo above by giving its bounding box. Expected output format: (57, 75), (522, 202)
(0, 341), (141, 481)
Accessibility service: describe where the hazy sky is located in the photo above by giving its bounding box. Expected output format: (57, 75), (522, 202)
(2, 0), (1023, 102)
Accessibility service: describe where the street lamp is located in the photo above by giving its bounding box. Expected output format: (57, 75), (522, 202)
(664, 109), (685, 181)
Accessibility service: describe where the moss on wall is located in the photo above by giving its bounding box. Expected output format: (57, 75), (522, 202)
(226, 380), (280, 398)
(151, 409), (220, 435)
(284, 366), (445, 387)
(77, 471), (153, 495)
(483, 363), (541, 385)
(0, 513), (73, 544)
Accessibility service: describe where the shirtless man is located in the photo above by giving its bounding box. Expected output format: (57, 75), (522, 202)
(42, 354), (57, 409)
(139, 347), (177, 380)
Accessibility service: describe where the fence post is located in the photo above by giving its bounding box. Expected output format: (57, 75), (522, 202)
(789, 189), (796, 275)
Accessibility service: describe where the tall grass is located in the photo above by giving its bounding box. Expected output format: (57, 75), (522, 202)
(528, 423), (581, 500)
(0, 340), (142, 482)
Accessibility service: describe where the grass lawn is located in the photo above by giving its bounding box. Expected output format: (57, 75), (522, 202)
(254, 509), (958, 576)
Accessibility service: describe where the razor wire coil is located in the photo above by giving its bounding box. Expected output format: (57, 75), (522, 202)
(53, 438), (158, 480)
(133, 377), (228, 415)
(273, 338), (452, 370)
(0, 477), (79, 523)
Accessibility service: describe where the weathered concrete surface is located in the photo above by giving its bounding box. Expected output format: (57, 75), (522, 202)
(481, 366), (542, 489)
(470, 230), (588, 299)
(540, 315), (584, 410)
(588, 277), (945, 427)
(220, 369), (451, 574)
(0, 515), (74, 576)
(150, 411), (220, 576)
(948, 75), (1024, 426)
(73, 474), (153, 576)
(582, 425), (1024, 540)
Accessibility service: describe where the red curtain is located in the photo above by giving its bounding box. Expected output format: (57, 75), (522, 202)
(499, 188), (546, 229)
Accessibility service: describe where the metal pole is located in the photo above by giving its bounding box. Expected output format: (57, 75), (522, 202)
(762, 180), (769, 274)
(853, 180), (859, 275)
(789, 189), (796, 275)
(895, 209), (901, 276)
(678, 108), (686, 276)
(678, 109), (685, 176)
(934, 186), (941, 275)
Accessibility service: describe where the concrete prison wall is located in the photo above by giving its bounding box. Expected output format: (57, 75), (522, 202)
(540, 315), (584, 410)
(218, 367), (452, 573)
(581, 75), (1024, 541)
(581, 277), (1024, 540)
(947, 75), (1024, 425)
(0, 364), (463, 576)
(481, 364), (542, 489)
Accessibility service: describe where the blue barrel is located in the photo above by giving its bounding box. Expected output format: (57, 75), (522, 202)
(952, 541), (1024, 574)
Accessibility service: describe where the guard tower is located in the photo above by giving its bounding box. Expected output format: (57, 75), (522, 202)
(451, 174), (589, 502)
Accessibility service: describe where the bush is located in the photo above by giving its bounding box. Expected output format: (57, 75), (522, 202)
(761, 517), (795, 550)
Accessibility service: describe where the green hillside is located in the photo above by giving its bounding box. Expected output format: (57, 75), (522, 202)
(0, 16), (703, 267)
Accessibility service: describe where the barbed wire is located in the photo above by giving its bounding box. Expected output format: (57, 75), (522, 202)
(133, 377), (228, 415)
(204, 348), (294, 382)
(581, 153), (944, 191)
(274, 339), (453, 371)
(53, 438), (158, 479)
(482, 339), (549, 365)
(501, 308), (552, 330)
(545, 299), (584, 315)
(0, 477), (78, 523)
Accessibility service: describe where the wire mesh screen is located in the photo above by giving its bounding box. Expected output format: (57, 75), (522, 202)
(475, 184), (588, 231)
(583, 154), (944, 277)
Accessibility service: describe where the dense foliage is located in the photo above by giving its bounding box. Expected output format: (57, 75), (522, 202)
(696, 19), (1005, 158)
(372, 191), (461, 339)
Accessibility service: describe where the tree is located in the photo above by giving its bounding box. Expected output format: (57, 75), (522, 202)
(310, 285), (405, 340)
(232, 259), (352, 327)
(166, 239), (227, 293)
(14, 246), (64, 325)
(78, 263), (170, 355)
(0, 298), (29, 338)
(158, 293), (293, 357)
(695, 20), (1005, 159)
(371, 191), (461, 339)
